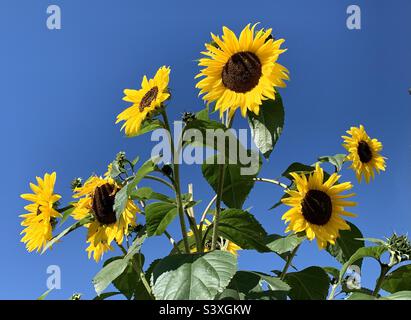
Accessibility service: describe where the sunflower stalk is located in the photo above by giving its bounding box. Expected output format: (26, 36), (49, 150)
(280, 243), (301, 281)
(161, 109), (190, 253)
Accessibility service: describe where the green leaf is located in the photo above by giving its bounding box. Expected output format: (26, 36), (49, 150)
(145, 202), (178, 237)
(326, 222), (364, 266)
(386, 291), (411, 300)
(152, 251), (237, 300)
(201, 153), (261, 209)
(196, 105), (210, 121)
(216, 209), (268, 252)
(346, 292), (377, 300)
(285, 266), (330, 300)
(265, 233), (305, 255)
(281, 162), (315, 180)
(114, 157), (159, 219)
(59, 204), (75, 226)
(381, 264), (411, 293)
(129, 187), (174, 203)
(247, 93), (284, 159)
(92, 292), (122, 300)
(323, 267), (340, 281)
(339, 245), (387, 282)
(127, 119), (163, 137)
(318, 154), (347, 172)
(42, 216), (92, 254)
(220, 271), (289, 300)
(92, 235), (146, 295)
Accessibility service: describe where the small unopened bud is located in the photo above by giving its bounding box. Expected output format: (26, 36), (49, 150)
(182, 112), (196, 124)
(387, 233), (411, 266)
(71, 178), (82, 191)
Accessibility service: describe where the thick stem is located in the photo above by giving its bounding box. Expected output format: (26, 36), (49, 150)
(161, 110), (190, 253)
(211, 163), (226, 250)
(280, 243), (301, 280)
(372, 263), (390, 297)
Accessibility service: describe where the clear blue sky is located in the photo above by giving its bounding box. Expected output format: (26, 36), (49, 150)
(1, 0), (410, 299)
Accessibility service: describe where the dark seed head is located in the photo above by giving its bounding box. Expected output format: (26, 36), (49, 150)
(357, 141), (373, 163)
(221, 52), (262, 93)
(92, 183), (117, 225)
(139, 86), (159, 112)
(301, 190), (332, 225)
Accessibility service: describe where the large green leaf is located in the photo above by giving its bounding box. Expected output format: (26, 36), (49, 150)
(265, 233), (305, 255)
(339, 245), (387, 282)
(285, 266), (330, 300)
(386, 291), (411, 300)
(346, 292), (377, 300)
(145, 202), (178, 237)
(92, 235), (146, 295)
(42, 216), (92, 254)
(216, 209), (268, 252)
(326, 222), (364, 266)
(247, 94), (284, 159)
(381, 265), (411, 293)
(281, 162), (315, 180)
(201, 154), (261, 209)
(318, 154), (346, 172)
(152, 251), (237, 300)
(219, 271), (289, 300)
(114, 157), (159, 219)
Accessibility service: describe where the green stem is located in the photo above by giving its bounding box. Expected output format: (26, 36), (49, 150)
(253, 177), (288, 189)
(280, 243), (301, 280)
(327, 283), (338, 300)
(372, 263), (390, 297)
(211, 163), (226, 251)
(117, 243), (127, 255)
(131, 259), (154, 300)
(161, 109), (190, 253)
(144, 175), (175, 190)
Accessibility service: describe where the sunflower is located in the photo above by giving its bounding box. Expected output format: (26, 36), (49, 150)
(116, 66), (171, 137)
(196, 24), (289, 118)
(281, 164), (357, 249)
(72, 175), (138, 262)
(342, 125), (386, 183)
(20, 172), (61, 252)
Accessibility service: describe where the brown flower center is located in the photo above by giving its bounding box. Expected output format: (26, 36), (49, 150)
(92, 183), (117, 225)
(301, 190), (332, 225)
(221, 52), (262, 93)
(357, 141), (372, 163)
(139, 86), (159, 112)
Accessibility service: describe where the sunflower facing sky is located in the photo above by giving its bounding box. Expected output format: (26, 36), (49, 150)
(20, 172), (61, 252)
(342, 125), (386, 183)
(281, 164), (357, 249)
(196, 24), (289, 118)
(116, 66), (171, 137)
(72, 175), (138, 262)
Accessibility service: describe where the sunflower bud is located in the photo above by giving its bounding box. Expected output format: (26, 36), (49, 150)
(70, 178), (82, 191)
(182, 112), (196, 124)
(387, 233), (411, 266)
(161, 163), (173, 178)
(70, 293), (82, 300)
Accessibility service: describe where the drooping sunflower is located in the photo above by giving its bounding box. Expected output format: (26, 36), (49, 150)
(196, 24), (289, 118)
(116, 66), (171, 137)
(20, 172), (61, 252)
(342, 125), (386, 183)
(281, 164), (357, 249)
(72, 175), (138, 262)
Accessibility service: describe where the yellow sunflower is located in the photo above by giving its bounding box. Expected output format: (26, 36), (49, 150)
(72, 175), (138, 262)
(342, 125), (386, 183)
(116, 66), (171, 136)
(196, 24), (289, 118)
(20, 172), (61, 252)
(281, 164), (357, 249)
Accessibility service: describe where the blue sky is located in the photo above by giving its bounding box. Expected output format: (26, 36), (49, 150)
(1, 0), (410, 299)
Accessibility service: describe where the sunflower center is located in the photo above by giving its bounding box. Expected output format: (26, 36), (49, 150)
(357, 141), (373, 163)
(139, 86), (159, 111)
(222, 52), (262, 93)
(301, 190), (332, 225)
(92, 183), (117, 225)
